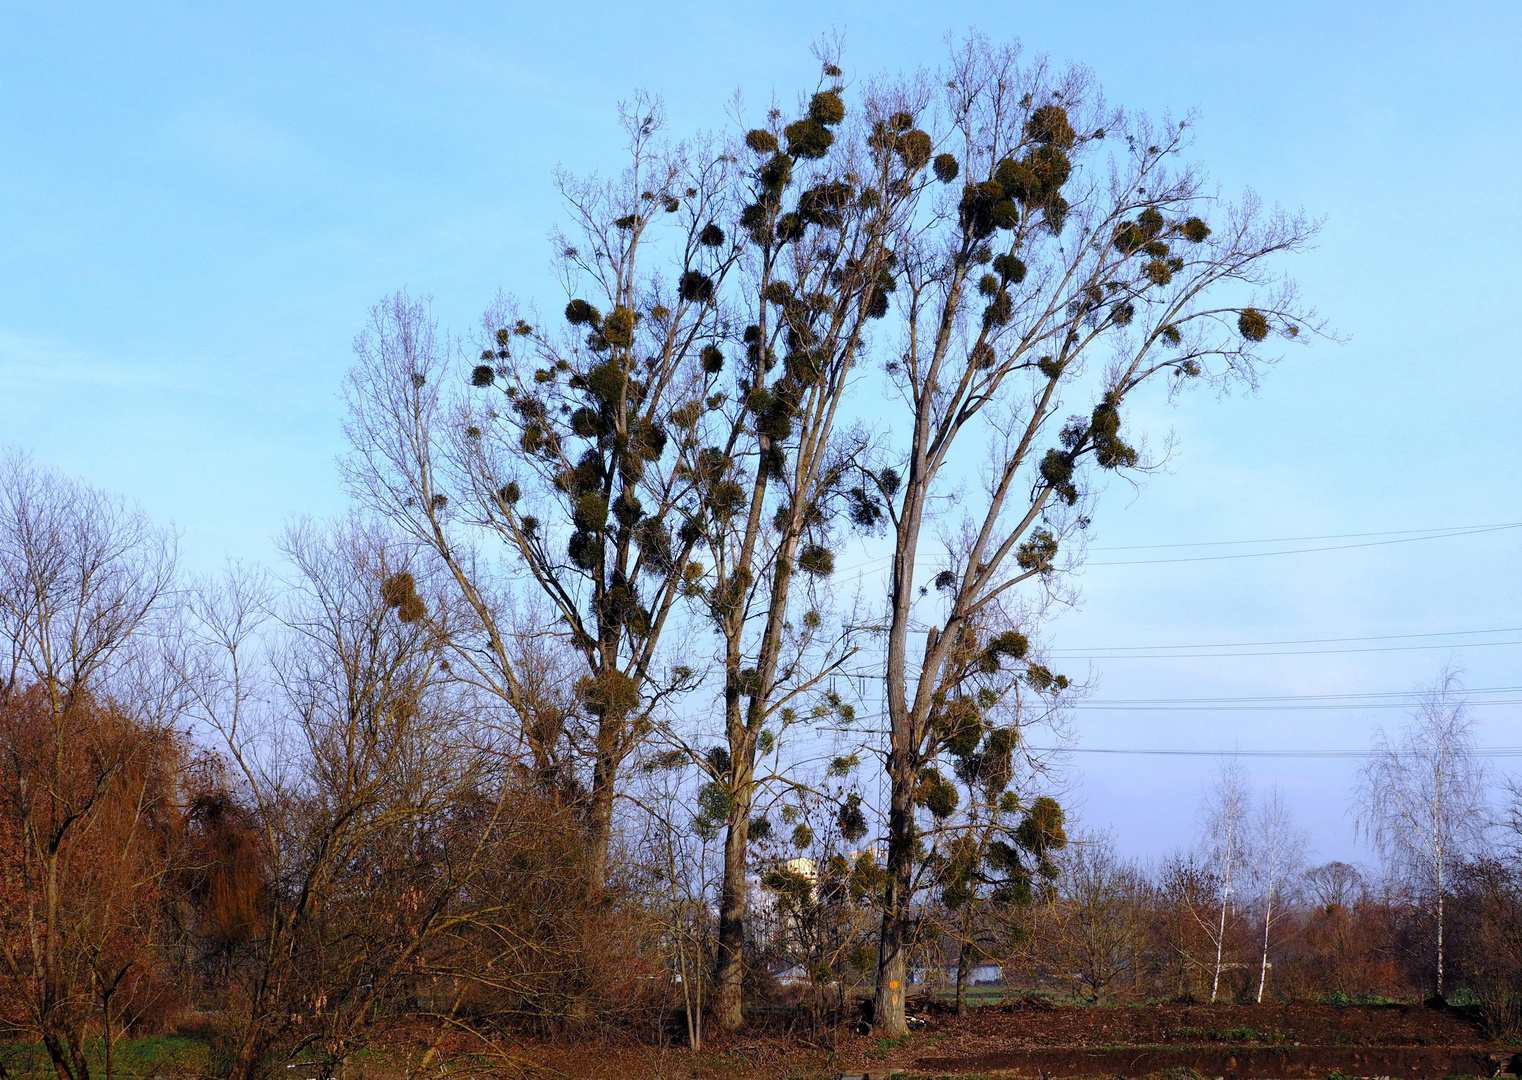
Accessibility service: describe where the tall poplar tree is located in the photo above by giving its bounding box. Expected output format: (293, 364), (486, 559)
(682, 58), (914, 1030)
(849, 38), (1323, 1035)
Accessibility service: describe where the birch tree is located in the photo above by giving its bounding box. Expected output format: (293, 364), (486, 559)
(1202, 757), (1251, 1002)
(1357, 668), (1485, 999)
(1248, 784), (1307, 1002)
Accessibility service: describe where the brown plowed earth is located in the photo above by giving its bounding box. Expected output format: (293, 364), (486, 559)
(511, 1001), (1517, 1079)
(913, 1044), (1509, 1078)
(925, 1000), (1481, 1048)
(895, 1001), (1515, 1079)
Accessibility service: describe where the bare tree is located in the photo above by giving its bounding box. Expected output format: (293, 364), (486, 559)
(1304, 860), (1364, 911)
(0, 450), (176, 707)
(0, 452), (179, 1080)
(181, 520), (521, 1080)
(1039, 832), (1149, 1004)
(629, 771), (719, 1050)
(1356, 667), (1486, 999)
(1247, 784), (1308, 1002)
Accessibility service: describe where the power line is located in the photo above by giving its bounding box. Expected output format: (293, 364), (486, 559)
(1087, 523), (1522, 566)
(1080, 684), (1522, 705)
(831, 673), (1522, 705)
(1027, 745), (1522, 759)
(831, 690), (1522, 713)
(1087, 521), (1522, 552)
(1066, 699), (1522, 712)
(1053, 625), (1522, 656)
(837, 722), (1522, 759)
(833, 521), (1522, 576)
(1056, 638), (1522, 660)
(837, 626), (1522, 661)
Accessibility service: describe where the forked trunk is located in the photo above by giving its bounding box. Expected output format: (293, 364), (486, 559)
(40, 856), (88, 1080)
(228, 1025), (265, 1080)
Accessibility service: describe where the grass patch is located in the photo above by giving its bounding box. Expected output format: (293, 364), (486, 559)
(1214, 1025), (1291, 1044)
(925, 985), (1006, 1007)
(866, 1033), (914, 1058)
(1321, 990), (1410, 1006)
(0, 1035), (212, 1080)
(1174, 1025), (1290, 1045)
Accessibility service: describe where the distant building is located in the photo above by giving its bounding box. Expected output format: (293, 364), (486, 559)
(780, 856), (817, 881)
(950, 961), (1005, 985)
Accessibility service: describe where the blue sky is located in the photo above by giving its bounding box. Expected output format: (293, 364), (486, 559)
(3, 1), (1520, 862)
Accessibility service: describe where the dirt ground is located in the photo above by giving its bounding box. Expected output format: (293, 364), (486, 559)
(527, 1000), (1520, 1080)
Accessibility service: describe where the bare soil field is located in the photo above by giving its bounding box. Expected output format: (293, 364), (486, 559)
(8, 1003), (1508, 1080)
(531, 1000), (1520, 1080)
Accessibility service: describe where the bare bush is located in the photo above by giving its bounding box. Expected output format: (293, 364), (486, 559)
(1034, 833), (1149, 1003)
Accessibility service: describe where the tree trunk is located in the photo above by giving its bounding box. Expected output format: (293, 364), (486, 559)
(39, 853), (87, 1080)
(714, 481), (802, 1032)
(1211, 887), (1228, 1003)
(1257, 894), (1272, 1003)
(675, 908), (701, 1051)
(41, 1035), (78, 1080)
(876, 362), (936, 1038)
(226, 995), (281, 1080)
(714, 777), (752, 1031)
(227, 942), (280, 1080)
(874, 750), (916, 1037)
(102, 992), (114, 1080)
(66, 1026), (89, 1080)
(585, 748), (619, 887)
(229, 1029), (263, 1080)
(1435, 861), (1444, 999)
(955, 938), (973, 1017)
